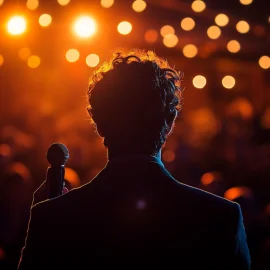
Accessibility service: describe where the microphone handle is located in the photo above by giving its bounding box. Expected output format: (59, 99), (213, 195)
(46, 166), (65, 199)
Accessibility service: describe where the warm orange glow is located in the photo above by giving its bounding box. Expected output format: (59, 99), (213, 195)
(39, 14), (52, 27)
(162, 150), (175, 163)
(207, 25), (221, 39)
(181, 17), (195, 31)
(28, 55), (40, 68)
(201, 172), (214, 185)
(65, 167), (80, 188)
(240, 0), (253, 5)
(0, 0), (4, 7)
(191, 0), (206, 12)
(144, 29), (158, 43)
(236, 20), (250, 33)
(160, 25), (175, 37)
(261, 108), (270, 129)
(258, 55), (270, 69)
(0, 55), (4, 66)
(26, 0), (39, 10)
(227, 40), (241, 53)
(193, 75), (207, 89)
(183, 44), (198, 58)
(215, 13), (229, 27)
(66, 49), (80, 62)
(18, 47), (31, 61)
(117, 21), (132, 35)
(7, 16), (26, 35)
(227, 98), (253, 120)
(163, 34), (178, 48)
(100, 0), (114, 8)
(224, 187), (252, 201)
(58, 0), (70, 5)
(86, 54), (100, 67)
(74, 16), (96, 38)
(132, 0), (147, 12)
(222, 75), (235, 89)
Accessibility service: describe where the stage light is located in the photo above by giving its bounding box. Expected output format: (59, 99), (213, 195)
(236, 20), (250, 33)
(191, 0), (206, 12)
(39, 14), (52, 27)
(18, 47), (31, 61)
(163, 34), (178, 48)
(86, 54), (100, 67)
(132, 0), (147, 12)
(74, 16), (96, 38)
(181, 17), (195, 31)
(227, 40), (241, 53)
(28, 55), (40, 68)
(222, 76), (235, 89)
(117, 21), (132, 35)
(239, 0), (253, 5)
(160, 25), (174, 37)
(193, 75), (207, 89)
(207, 25), (221, 39)
(58, 0), (70, 5)
(162, 150), (175, 163)
(259, 56), (270, 69)
(26, 0), (39, 10)
(215, 14), (229, 27)
(7, 16), (26, 35)
(0, 55), (4, 66)
(0, 0), (4, 7)
(144, 29), (158, 43)
(66, 49), (80, 62)
(183, 44), (198, 58)
(100, 0), (114, 8)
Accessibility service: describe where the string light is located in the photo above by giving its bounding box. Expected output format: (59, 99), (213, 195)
(181, 17), (195, 31)
(0, 55), (4, 66)
(26, 0), (39, 10)
(74, 16), (96, 38)
(162, 150), (175, 163)
(66, 49), (80, 62)
(239, 0), (253, 5)
(258, 56), (270, 69)
(86, 54), (100, 67)
(191, 0), (206, 12)
(160, 25), (175, 37)
(236, 20), (250, 33)
(117, 21), (132, 35)
(193, 75), (207, 89)
(132, 0), (147, 12)
(18, 48), (31, 61)
(0, 0), (4, 7)
(215, 14), (229, 27)
(100, 0), (114, 8)
(222, 76), (235, 89)
(163, 34), (178, 48)
(28, 55), (40, 68)
(227, 40), (241, 53)
(39, 14), (52, 27)
(183, 44), (198, 58)
(58, 0), (70, 5)
(207, 25), (221, 39)
(7, 16), (26, 35)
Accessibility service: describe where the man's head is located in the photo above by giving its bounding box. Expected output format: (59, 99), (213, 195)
(87, 49), (182, 156)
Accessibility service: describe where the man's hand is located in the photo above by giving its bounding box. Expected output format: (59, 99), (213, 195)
(32, 180), (69, 206)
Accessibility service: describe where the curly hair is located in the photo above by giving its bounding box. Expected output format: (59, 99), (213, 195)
(87, 49), (183, 154)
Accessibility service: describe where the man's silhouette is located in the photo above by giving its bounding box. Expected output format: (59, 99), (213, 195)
(18, 50), (251, 269)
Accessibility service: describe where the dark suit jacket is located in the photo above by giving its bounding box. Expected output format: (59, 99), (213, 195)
(18, 157), (251, 269)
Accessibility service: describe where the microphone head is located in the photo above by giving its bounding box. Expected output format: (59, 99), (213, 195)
(46, 143), (69, 166)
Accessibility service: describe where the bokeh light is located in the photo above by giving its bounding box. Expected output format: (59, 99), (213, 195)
(222, 75), (235, 89)
(227, 40), (241, 53)
(66, 49), (80, 62)
(181, 17), (195, 31)
(191, 0), (206, 12)
(162, 150), (175, 163)
(215, 14), (229, 27)
(117, 21), (132, 35)
(26, 0), (39, 10)
(144, 29), (158, 43)
(100, 0), (114, 8)
(201, 172), (214, 185)
(132, 0), (147, 12)
(236, 20), (250, 33)
(74, 16), (96, 38)
(58, 0), (70, 5)
(163, 34), (178, 48)
(39, 14), (52, 27)
(258, 56), (270, 69)
(27, 55), (40, 68)
(0, 0), (4, 7)
(239, 0), (253, 5)
(0, 55), (4, 66)
(160, 25), (175, 37)
(193, 75), (207, 89)
(183, 44), (198, 58)
(7, 16), (26, 35)
(207, 25), (221, 39)
(18, 47), (31, 61)
(86, 54), (100, 67)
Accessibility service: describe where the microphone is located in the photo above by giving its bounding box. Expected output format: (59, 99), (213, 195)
(46, 143), (69, 199)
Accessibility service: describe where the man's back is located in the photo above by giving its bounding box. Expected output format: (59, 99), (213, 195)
(19, 157), (250, 269)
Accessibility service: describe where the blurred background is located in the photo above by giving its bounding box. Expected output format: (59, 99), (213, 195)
(0, 0), (270, 269)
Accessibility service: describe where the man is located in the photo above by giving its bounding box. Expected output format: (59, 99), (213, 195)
(18, 50), (251, 269)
